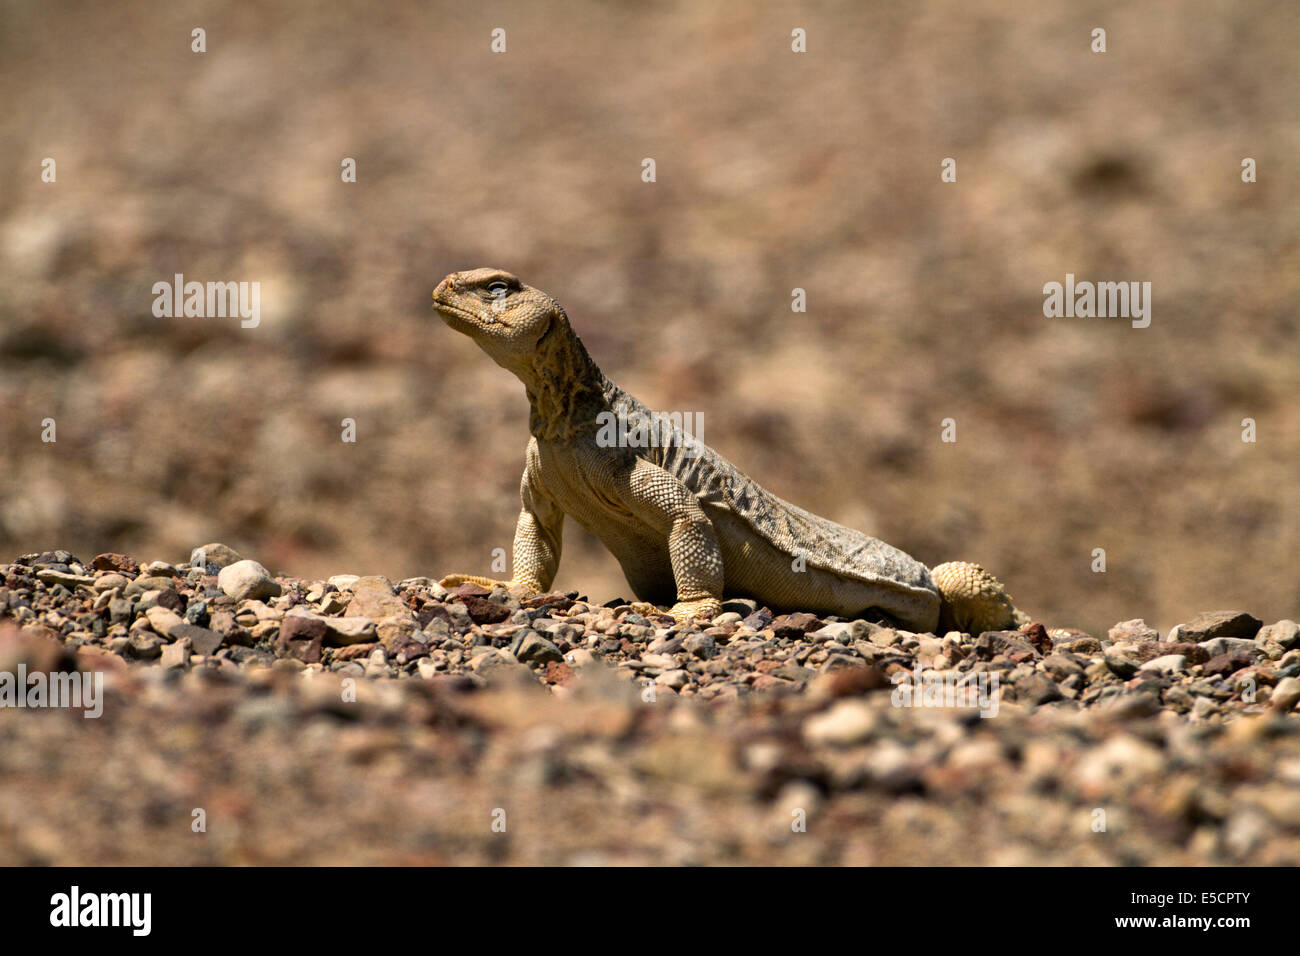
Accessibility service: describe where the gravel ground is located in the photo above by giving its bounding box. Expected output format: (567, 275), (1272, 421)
(1, 546), (1297, 865)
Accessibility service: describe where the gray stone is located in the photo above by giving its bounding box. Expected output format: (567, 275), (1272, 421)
(1199, 637), (1264, 660)
(35, 568), (93, 588)
(172, 623), (223, 656)
(1139, 654), (1187, 674)
(190, 543), (244, 570)
(1103, 644), (1141, 678)
(1168, 611), (1263, 644)
(1109, 618), (1159, 643)
(92, 573), (129, 592)
(513, 631), (563, 664)
(1258, 620), (1300, 650)
(683, 633), (716, 659)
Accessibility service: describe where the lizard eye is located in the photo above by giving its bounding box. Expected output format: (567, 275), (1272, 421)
(487, 281), (510, 296)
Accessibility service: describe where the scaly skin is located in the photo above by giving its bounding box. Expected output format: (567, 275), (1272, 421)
(434, 269), (1026, 631)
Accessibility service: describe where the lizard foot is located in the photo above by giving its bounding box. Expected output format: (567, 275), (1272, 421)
(666, 597), (722, 625)
(438, 574), (523, 593)
(931, 561), (1025, 634)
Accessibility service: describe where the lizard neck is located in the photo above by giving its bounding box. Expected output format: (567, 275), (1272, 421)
(523, 317), (612, 444)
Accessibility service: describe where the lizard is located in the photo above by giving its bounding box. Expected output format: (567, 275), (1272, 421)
(432, 267), (1029, 634)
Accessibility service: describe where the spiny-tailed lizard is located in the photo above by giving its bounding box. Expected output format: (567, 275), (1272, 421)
(433, 268), (1029, 633)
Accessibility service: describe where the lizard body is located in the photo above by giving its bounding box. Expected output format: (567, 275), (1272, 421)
(433, 268), (1025, 632)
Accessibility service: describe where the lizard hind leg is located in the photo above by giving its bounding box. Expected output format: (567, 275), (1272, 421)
(930, 561), (1030, 634)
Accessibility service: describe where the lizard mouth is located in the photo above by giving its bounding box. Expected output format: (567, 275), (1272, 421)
(433, 298), (498, 328)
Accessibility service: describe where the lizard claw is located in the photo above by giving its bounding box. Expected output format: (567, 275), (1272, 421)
(666, 598), (722, 625)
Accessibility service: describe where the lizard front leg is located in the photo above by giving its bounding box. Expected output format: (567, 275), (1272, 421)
(440, 468), (563, 596)
(617, 458), (724, 624)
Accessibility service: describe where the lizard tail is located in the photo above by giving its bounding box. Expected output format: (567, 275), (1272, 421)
(931, 561), (1030, 634)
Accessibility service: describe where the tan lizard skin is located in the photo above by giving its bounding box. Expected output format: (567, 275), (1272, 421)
(433, 268), (1027, 632)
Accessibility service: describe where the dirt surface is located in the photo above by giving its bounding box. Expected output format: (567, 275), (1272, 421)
(1, 547), (1298, 865)
(2, 1), (1297, 643)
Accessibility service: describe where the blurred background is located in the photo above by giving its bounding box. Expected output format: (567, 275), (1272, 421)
(0, 0), (1295, 637)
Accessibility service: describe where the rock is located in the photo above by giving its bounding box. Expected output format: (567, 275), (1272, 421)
(189, 543), (243, 570)
(470, 648), (534, 685)
(123, 575), (177, 597)
(160, 638), (191, 669)
(1168, 611), (1263, 644)
(804, 700), (877, 746)
(1016, 672), (1063, 705)
(1139, 654), (1187, 674)
(217, 561), (281, 602)
(1199, 637), (1264, 660)
(1042, 653), (1084, 680)
(1258, 620), (1299, 650)
(90, 553), (137, 573)
(278, 613), (327, 663)
(1058, 636), (1102, 655)
(770, 612), (822, 637)
(820, 653), (868, 675)
(36, 569), (93, 588)
(1203, 650), (1262, 679)
(1018, 622), (1053, 655)
(682, 633), (716, 659)
(513, 631), (563, 665)
(172, 623), (223, 656)
(1103, 644), (1141, 678)
(655, 669), (690, 690)
(144, 605), (186, 640)
(328, 574), (360, 591)
(812, 622), (857, 645)
(458, 595), (512, 624)
(545, 660), (575, 685)
(328, 617), (378, 644)
(1270, 677), (1300, 712)
(1109, 618), (1159, 643)
(92, 572), (129, 592)
(126, 633), (165, 660)
(344, 576), (412, 622)
(722, 598), (759, 617)
(975, 630), (1039, 661)
(376, 616), (419, 653)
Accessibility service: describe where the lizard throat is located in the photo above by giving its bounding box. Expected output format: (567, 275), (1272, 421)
(524, 319), (611, 444)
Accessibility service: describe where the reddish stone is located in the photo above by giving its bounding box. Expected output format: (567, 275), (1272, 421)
(277, 614), (326, 663)
(1019, 622), (1052, 655)
(460, 596), (512, 624)
(1204, 650), (1259, 678)
(334, 642), (378, 662)
(823, 665), (891, 697)
(91, 552), (138, 573)
(545, 661), (575, 685)
(522, 592), (575, 613)
(771, 612), (823, 637)
(751, 674), (795, 693)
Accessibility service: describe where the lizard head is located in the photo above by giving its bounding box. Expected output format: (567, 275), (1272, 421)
(433, 268), (563, 376)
